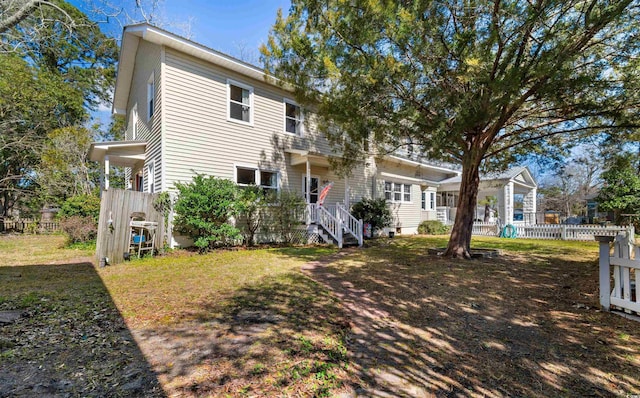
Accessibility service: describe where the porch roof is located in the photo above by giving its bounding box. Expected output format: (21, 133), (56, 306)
(285, 149), (332, 168)
(88, 141), (146, 168)
(438, 166), (537, 191)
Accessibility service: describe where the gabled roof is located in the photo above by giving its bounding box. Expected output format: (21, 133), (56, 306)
(112, 23), (281, 115)
(438, 166), (537, 188)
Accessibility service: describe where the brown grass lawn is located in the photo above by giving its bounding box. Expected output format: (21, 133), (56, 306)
(1, 234), (639, 397)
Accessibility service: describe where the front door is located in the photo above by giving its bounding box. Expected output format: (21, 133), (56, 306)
(303, 176), (319, 203)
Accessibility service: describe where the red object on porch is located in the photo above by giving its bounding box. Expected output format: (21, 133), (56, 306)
(318, 182), (333, 206)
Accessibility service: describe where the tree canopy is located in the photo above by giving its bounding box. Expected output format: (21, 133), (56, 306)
(0, 0), (117, 216)
(261, 0), (640, 257)
(596, 154), (640, 226)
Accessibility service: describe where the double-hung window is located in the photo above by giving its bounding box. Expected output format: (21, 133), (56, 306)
(147, 73), (155, 120)
(422, 191), (436, 210)
(235, 166), (278, 194)
(384, 181), (411, 203)
(228, 79), (253, 124)
(384, 182), (393, 201)
(284, 99), (303, 135)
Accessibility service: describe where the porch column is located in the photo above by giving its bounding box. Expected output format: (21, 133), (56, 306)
(523, 187), (537, 225)
(104, 155), (110, 191)
(306, 158), (311, 225)
(504, 181), (514, 224)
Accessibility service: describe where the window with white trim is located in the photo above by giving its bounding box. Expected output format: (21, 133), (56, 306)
(422, 191), (436, 210)
(284, 99), (303, 135)
(260, 170), (278, 195)
(384, 181), (411, 203)
(147, 162), (155, 193)
(235, 166), (278, 194)
(147, 73), (155, 120)
(384, 181), (392, 201)
(228, 80), (253, 124)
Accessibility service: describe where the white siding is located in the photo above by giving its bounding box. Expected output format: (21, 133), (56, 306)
(376, 159), (451, 234)
(125, 40), (162, 192)
(163, 49), (339, 193)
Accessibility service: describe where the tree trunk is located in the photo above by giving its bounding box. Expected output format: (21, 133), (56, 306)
(444, 152), (482, 259)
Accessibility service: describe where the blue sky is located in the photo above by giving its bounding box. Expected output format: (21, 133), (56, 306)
(162, 0), (290, 58)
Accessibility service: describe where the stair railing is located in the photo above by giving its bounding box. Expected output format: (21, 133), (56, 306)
(337, 203), (363, 247)
(317, 205), (343, 248)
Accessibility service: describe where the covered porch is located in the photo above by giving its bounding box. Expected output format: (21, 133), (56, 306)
(285, 149), (363, 247)
(436, 167), (538, 226)
(88, 141), (146, 191)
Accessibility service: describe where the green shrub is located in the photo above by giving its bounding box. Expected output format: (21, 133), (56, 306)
(350, 198), (392, 234)
(173, 174), (241, 251)
(263, 190), (306, 244)
(58, 194), (101, 223)
(237, 185), (264, 246)
(418, 220), (450, 235)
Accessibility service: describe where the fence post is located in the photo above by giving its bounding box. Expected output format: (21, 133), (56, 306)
(595, 235), (614, 311)
(561, 224), (567, 240)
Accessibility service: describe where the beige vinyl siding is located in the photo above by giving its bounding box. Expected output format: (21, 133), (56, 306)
(163, 48), (336, 192)
(376, 159), (452, 234)
(125, 40), (162, 192)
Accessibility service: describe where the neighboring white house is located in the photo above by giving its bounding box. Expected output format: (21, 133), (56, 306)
(88, 23), (537, 247)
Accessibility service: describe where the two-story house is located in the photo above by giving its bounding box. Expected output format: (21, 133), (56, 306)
(89, 23), (537, 247)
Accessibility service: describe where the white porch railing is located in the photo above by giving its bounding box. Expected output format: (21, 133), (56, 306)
(471, 222), (500, 236)
(596, 233), (640, 316)
(337, 203), (364, 247)
(306, 203), (363, 247)
(317, 205), (343, 248)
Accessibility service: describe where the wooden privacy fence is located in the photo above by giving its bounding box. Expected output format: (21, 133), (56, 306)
(472, 222), (632, 241)
(596, 234), (640, 316)
(0, 218), (60, 233)
(96, 189), (165, 265)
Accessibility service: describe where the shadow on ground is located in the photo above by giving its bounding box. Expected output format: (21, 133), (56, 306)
(298, 240), (640, 397)
(131, 271), (353, 397)
(0, 262), (164, 397)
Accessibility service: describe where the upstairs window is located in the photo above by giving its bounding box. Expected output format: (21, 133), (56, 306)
(228, 79), (253, 124)
(147, 73), (155, 120)
(284, 99), (303, 135)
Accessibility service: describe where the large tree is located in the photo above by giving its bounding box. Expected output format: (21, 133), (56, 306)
(0, 0), (117, 216)
(596, 154), (640, 226)
(0, 54), (84, 217)
(261, 0), (640, 257)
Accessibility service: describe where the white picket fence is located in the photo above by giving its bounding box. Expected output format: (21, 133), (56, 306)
(472, 222), (632, 241)
(596, 233), (640, 316)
